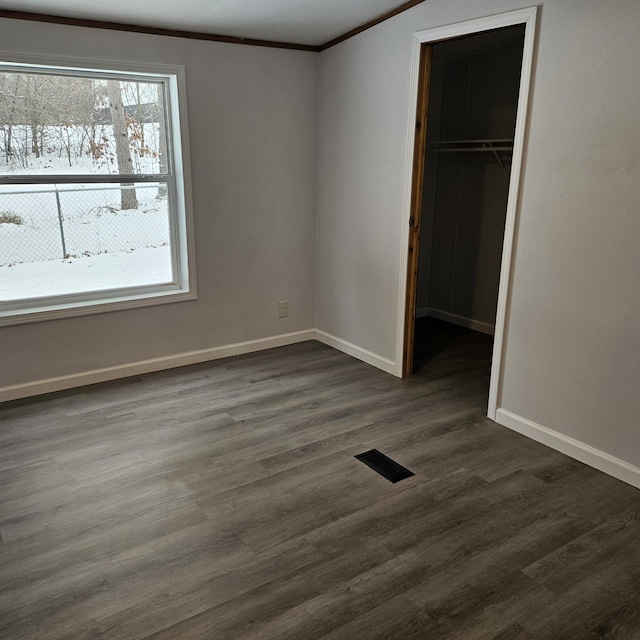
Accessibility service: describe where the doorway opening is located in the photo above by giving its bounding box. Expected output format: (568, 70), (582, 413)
(401, 9), (537, 420)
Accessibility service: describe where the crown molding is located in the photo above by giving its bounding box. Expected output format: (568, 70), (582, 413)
(0, 1), (429, 52)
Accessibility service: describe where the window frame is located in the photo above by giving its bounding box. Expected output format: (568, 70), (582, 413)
(0, 54), (197, 326)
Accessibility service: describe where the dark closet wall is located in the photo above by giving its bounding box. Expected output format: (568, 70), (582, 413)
(416, 35), (524, 331)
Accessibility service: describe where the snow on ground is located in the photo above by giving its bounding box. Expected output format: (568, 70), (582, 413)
(0, 184), (169, 264)
(0, 246), (172, 300)
(0, 183), (172, 301)
(0, 125), (173, 302)
(0, 186), (171, 301)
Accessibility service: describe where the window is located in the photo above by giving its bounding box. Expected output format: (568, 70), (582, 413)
(0, 58), (195, 325)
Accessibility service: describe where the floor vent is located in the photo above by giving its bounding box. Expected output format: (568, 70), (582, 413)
(354, 449), (415, 483)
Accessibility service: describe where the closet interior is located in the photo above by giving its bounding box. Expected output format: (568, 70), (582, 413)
(413, 25), (525, 375)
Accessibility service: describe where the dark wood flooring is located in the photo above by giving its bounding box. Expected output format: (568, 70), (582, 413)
(1, 319), (640, 639)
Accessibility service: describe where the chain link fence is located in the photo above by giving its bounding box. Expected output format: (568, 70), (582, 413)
(0, 183), (170, 267)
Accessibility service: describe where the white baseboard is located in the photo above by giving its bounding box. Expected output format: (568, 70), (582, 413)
(1, 328), (398, 402)
(426, 308), (495, 336)
(314, 330), (398, 376)
(416, 306), (430, 318)
(495, 408), (640, 490)
(6, 328), (639, 493)
(0, 329), (315, 403)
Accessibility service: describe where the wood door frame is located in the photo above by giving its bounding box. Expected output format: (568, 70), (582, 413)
(397, 7), (538, 420)
(402, 43), (432, 377)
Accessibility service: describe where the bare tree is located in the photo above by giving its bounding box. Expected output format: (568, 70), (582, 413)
(106, 79), (138, 210)
(0, 74), (21, 164)
(0, 73), (160, 198)
(156, 83), (168, 198)
(0, 72), (100, 170)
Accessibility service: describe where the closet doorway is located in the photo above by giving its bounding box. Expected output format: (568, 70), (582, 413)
(401, 9), (537, 419)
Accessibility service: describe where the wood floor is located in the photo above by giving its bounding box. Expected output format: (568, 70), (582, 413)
(1, 319), (640, 639)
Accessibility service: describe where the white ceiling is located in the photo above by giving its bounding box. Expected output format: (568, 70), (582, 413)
(0, 0), (413, 47)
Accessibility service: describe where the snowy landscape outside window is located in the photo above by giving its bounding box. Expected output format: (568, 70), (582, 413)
(0, 60), (195, 324)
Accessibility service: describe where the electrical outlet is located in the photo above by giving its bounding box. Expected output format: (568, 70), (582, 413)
(278, 300), (288, 318)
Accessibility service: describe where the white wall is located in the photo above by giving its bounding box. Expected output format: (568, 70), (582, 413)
(316, 24), (410, 359)
(0, 19), (317, 392)
(316, 0), (640, 476)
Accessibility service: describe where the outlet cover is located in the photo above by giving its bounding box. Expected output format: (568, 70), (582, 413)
(278, 301), (288, 318)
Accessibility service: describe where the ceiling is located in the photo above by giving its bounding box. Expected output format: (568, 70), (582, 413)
(0, 0), (417, 47)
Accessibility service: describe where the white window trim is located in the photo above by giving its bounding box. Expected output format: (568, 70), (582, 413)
(0, 53), (197, 326)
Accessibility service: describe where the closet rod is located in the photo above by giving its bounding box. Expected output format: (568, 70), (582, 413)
(432, 139), (513, 167)
(436, 138), (513, 145)
(434, 147), (513, 152)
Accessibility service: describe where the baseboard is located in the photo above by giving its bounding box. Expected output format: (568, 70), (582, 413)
(1, 328), (399, 402)
(0, 329), (315, 403)
(314, 330), (398, 376)
(495, 408), (640, 490)
(10, 329), (637, 492)
(416, 306), (430, 318)
(426, 308), (495, 335)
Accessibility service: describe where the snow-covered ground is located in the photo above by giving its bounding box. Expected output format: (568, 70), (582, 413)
(0, 246), (172, 300)
(0, 124), (173, 302)
(0, 184), (169, 264)
(0, 184), (172, 301)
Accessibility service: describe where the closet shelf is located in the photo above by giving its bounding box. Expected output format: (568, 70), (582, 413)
(432, 139), (514, 167)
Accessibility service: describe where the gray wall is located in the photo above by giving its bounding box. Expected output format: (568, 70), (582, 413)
(316, 0), (640, 469)
(0, 18), (317, 389)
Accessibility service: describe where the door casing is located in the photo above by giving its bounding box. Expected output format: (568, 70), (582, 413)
(397, 6), (538, 421)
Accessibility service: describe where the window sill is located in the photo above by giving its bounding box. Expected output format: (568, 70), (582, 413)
(0, 287), (197, 327)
